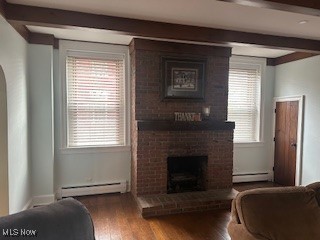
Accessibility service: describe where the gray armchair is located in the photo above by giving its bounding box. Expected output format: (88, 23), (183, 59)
(0, 198), (95, 240)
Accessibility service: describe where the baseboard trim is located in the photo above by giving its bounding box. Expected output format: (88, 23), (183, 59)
(32, 194), (55, 207)
(22, 198), (33, 211)
(59, 181), (127, 198)
(233, 172), (273, 183)
(55, 189), (62, 200)
(20, 195), (56, 211)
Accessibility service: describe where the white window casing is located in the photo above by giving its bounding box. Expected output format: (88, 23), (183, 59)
(59, 41), (130, 151)
(228, 56), (266, 144)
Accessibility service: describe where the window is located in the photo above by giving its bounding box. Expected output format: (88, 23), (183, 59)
(228, 56), (265, 143)
(64, 47), (127, 148)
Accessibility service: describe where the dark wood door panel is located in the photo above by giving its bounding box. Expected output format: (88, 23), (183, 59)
(274, 101), (298, 186)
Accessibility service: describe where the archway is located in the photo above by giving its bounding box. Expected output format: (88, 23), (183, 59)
(0, 65), (9, 216)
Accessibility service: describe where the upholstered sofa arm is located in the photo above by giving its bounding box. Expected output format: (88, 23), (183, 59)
(0, 198), (95, 240)
(307, 182), (320, 205)
(228, 199), (262, 240)
(228, 185), (320, 240)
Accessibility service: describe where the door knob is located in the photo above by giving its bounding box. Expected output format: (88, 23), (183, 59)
(291, 143), (297, 147)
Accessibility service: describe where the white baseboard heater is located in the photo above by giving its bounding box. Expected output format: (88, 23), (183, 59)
(233, 172), (272, 183)
(60, 181), (127, 198)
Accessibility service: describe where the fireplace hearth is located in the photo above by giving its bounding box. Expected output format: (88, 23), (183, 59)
(167, 156), (208, 194)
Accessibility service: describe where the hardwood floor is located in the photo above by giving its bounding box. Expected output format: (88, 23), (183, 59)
(77, 193), (231, 240)
(76, 181), (280, 240)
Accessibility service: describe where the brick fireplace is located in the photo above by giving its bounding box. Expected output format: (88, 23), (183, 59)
(130, 39), (237, 217)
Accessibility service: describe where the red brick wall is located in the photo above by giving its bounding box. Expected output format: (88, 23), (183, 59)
(135, 131), (233, 195)
(131, 44), (230, 121)
(130, 39), (233, 196)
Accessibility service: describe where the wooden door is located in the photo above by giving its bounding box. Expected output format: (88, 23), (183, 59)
(274, 101), (298, 186)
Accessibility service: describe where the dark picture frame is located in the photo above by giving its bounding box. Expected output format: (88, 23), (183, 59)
(162, 57), (206, 100)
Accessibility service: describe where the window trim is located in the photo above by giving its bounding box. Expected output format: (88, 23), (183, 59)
(59, 40), (130, 152)
(229, 55), (266, 145)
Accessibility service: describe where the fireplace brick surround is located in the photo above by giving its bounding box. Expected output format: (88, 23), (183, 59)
(130, 39), (236, 216)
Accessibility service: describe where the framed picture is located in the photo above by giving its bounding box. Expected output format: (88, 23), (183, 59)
(162, 57), (206, 100)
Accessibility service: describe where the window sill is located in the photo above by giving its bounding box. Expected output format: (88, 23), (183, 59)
(234, 142), (265, 148)
(58, 145), (131, 155)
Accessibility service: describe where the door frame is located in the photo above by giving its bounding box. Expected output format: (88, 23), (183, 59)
(272, 95), (304, 186)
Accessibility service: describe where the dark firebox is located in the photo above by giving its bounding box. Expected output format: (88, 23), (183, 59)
(167, 156), (208, 194)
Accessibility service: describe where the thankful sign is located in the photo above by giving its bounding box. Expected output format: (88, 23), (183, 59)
(174, 112), (202, 121)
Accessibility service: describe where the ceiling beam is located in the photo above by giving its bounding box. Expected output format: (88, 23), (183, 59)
(9, 22), (30, 41)
(0, 0), (30, 42)
(29, 32), (55, 46)
(5, 2), (320, 52)
(217, 0), (320, 16)
(0, 0), (6, 17)
(0, 1), (58, 47)
(267, 52), (318, 66)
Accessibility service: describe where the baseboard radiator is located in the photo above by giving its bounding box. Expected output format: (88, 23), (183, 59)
(233, 172), (272, 183)
(60, 181), (127, 198)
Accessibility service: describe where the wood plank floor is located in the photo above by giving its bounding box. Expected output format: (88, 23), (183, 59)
(76, 181), (280, 240)
(77, 193), (231, 240)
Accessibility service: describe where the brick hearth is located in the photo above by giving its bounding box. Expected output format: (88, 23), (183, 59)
(137, 188), (238, 218)
(130, 38), (235, 217)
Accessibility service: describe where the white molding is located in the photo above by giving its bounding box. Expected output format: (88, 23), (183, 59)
(273, 95), (304, 102)
(229, 55), (266, 143)
(21, 198), (33, 211)
(20, 194), (55, 211)
(60, 181), (127, 198)
(233, 172), (272, 183)
(272, 95), (304, 186)
(234, 142), (265, 148)
(55, 189), (62, 200)
(58, 40), (130, 152)
(32, 194), (55, 207)
(58, 145), (131, 155)
(21, 194), (57, 211)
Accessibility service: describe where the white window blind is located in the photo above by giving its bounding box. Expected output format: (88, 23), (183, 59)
(228, 62), (262, 143)
(66, 55), (125, 147)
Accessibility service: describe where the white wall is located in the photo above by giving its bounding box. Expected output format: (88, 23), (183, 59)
(0, 66), (9, 216)
(28, 44), (55, 204)
(53, 43), (131, 192)
(233, 66), (275, 180)
(0, 16), (31, 213)
(274, 56), (320, 185)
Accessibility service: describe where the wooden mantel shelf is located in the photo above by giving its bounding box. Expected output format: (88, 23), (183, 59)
(137, 120), (235, 131)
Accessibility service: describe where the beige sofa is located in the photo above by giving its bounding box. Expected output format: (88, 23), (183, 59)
(228, 182), (320, 240)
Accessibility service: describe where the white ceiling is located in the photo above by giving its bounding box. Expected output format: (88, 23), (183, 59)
(11, 0), (317, 57)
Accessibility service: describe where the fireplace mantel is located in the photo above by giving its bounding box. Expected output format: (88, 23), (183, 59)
(137, 120), (235, 131)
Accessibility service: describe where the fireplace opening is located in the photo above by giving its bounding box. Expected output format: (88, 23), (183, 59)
(167, 156), (208, 194)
